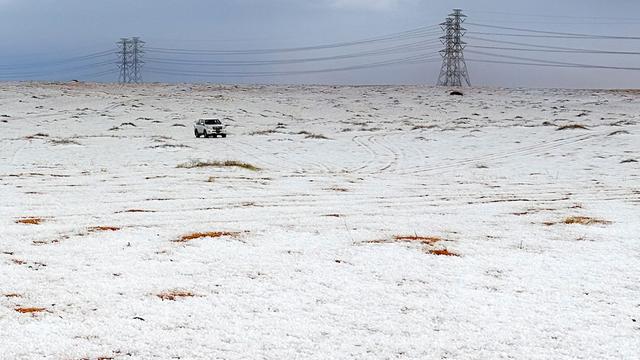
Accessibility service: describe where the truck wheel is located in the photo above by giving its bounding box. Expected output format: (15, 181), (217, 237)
(195, 129), (201, 138)
(221, 134), (227, 138)
(203, 131), (208, 138)
(212, 134), (218, 138)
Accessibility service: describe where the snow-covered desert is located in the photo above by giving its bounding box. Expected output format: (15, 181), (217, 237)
(1, 82), (639, 359)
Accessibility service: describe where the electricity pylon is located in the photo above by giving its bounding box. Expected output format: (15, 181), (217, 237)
(117, 38), (130, 84)
(437, 9), (471, 87)
(117, 37), (144, 84)
(131, 37), (145, 84)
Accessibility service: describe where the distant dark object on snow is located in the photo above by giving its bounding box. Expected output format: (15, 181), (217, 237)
(449, 90), (464, 96)
(557, 124), (588, 131)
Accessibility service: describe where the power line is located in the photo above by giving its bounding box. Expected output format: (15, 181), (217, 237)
(468, 45), (640, 55)
(145, 40), (442, 67)
(146, 53), (441, 78)
(0, 50), (114, 70)
(471, 10), (640, 22)
(0, 61), (115, 79)
(146, 26), (441, 55)
(466, 22), (640, 40)
(466, 36), (637, 51)
(466, 49), (640, 71)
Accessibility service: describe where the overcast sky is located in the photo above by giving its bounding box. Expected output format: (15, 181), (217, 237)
(1, 0), (640, 88)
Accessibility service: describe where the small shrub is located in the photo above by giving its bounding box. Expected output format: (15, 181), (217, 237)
(305, 133), (329, 139)
(177, 160), (260, 171)
(48, 138), (81, 146)
(15, 307), (47, 314)
(157, 290), (195, 301)
(326, 187), (349, 192)
(428, 249), (459, 256)
(563, 216), (611, 225)
(88, 226), (121, 232)
(557, 124), (588, 131)
(249, 129), (279, 136)
(394, 235), (442, 245)
(24, 133), (49, 139)
(608, 130), (629, 136)
(16, 217), (43, 225)
(174, 231), (238, 243)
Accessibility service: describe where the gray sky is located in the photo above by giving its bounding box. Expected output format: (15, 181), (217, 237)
(1, 0), (640, 88)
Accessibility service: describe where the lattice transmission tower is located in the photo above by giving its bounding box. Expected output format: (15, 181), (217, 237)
(437, 9), (471, 87)
(117, 38), (130, 84)
(117, 37), (144, 84)
(130, 37), (145, 84)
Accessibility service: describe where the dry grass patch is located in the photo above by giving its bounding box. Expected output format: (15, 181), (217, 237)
(305, 133), (330, 139)
(88, 226), (121, 232)
(428, 249), (459, 257)
(557, 124), (588, 131)
(608, 130), (630, 136)
(157, 290), (195, 301)
(365, 235), (443, 246)
(119, 209), (154, 213)
(48, 138), (81, 146)
(23, 133), (49, 140)
(15, 217), (44, 225)
(326, 187), (349, 192)
(174, 231), (239, 243)
(177, 160), (260, 171)
(15, 307), (47, 314)
(249, 129), (280, 136)
(563, 216), (612, 225)
(393, 235), (443, 245)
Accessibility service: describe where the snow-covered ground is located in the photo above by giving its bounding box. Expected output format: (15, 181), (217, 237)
(1, 82), (639, 359)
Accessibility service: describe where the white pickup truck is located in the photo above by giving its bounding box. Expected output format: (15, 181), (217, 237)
(194, 119), (227, 138)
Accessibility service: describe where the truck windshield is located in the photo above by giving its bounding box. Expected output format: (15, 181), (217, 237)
(204, 120), (221, 125)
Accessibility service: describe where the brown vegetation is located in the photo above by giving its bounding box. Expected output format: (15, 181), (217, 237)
(393, 235), (443, 245)
(15, 217), (44, 225)
(15, 307), (47, 314)
(365, 235), (443, 246)
(157, 290), (195, 301)
(557, 124), (588, 131)
(428, 249), (459, 257)
(177, 160), (260, 171)
(88, 226), (121, 232)
(174, 231), (239, 243)
(563, 216), (612, 225)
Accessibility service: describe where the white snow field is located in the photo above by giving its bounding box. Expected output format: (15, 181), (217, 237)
(1, 82), (639, 359)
